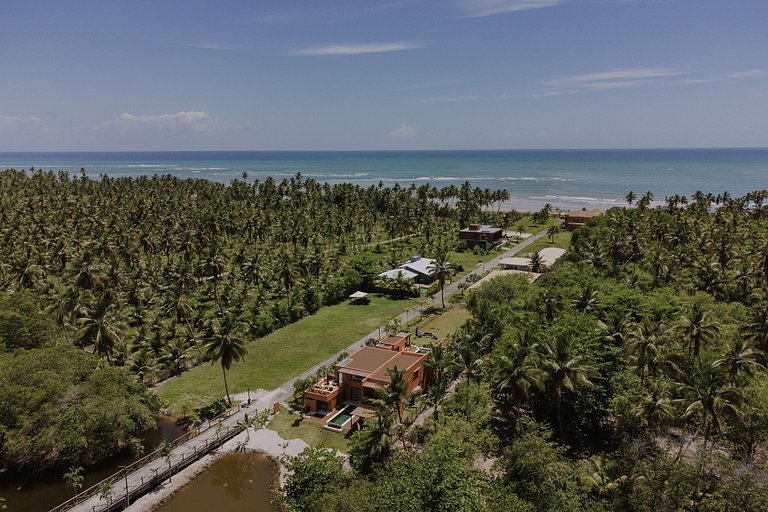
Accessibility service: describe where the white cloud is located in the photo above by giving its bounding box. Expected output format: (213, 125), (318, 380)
(419, 95), (480, 103)
(105, 111), (213, 132)
(290, 41), (423, 56)
(0, 114), (43, 128)
(457, 0), (565, 17)
(179, 42), (239, 50)
(534, 67), (689, 96)
(548, 67), (687, 86)
(728, 69), (766, 79)
(388, 124), (417, 139)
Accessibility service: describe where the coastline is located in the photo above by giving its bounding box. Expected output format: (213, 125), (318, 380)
(4, 148), (766, 213)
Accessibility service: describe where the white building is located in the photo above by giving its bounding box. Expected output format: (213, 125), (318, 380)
(379, 256), (437, 284)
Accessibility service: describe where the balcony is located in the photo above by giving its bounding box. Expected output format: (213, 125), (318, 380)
(304, 376), (340, 401)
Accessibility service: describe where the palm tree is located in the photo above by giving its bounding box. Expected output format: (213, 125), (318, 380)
(424, 377), (449, 429)
(546, 223), (561, 243)
(713, 339), (764, 386)
(428, 254), (454, 309)
(198, 247), (226, 317)
(492, 330), (543, 414)
(627, 318), (678, 385)
(382, 367), (421, 452)
(237, 412), (267, 442)
(680, 361), (742, 449)
(450, 336), (484, 415)
(625, 191), (637, 208)
(351, 408), (393, 472)
(602, 309), (631, 346)
(538, 288), (562, 323)
(677, 302), (720, 366)
(633, 385), (675, 434)
(743, 307), (768, 353)
(76, 302), (124, 363)
(159, 440), (174, 483)
(572, 284), (600, 314)
(529, 252), (544, 273)
(539, 334), (597, 443)
(204, 314), (249, 405)
(63, 466), (84, 497)
(276, 249), (296, 310)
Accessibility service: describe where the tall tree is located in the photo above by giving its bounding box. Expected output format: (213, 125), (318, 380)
(428, 254), (455, 309)
(204, 314), (248, 405)
(539, 334), (596, 443)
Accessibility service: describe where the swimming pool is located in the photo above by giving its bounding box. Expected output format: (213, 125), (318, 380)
(324, 404), (357, 432)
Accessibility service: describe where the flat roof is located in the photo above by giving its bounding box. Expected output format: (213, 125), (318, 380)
(368, 351), (424, 383)
(468, 269), (541, 290)
(539, 247), (566, 266)
(336, 346), (396, 374)
(379, 334), (406, 346)
(460, 225), (502, 234)
(500, 256), (531, 266)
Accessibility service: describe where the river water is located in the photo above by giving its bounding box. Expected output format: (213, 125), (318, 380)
(0, 418), (184, 512)
(153, 453), (277, 512)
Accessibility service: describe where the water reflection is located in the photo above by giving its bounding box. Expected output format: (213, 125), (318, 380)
(154, 452), (277, 512)
(0, 417), (184, 512)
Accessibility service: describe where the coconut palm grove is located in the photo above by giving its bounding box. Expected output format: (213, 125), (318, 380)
(2, 168), (768, 510)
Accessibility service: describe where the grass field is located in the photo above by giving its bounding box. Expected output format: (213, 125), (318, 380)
(413, 307), (472, 344)
(448, 247), (502, 275)
(523, 230), (572, 254)
(157, 294), (418, 411)
(267, 410), (350, 453)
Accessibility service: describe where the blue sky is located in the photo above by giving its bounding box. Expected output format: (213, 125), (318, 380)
(1, 0), (766, 150)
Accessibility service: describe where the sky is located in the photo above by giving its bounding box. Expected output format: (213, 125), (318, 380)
(1, 0), (767, 151)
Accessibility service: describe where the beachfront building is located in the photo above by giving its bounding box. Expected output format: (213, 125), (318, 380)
(303, 333), (428, 422)
(500, 247), (567, 272)
(562, 208), (603, 229)
(379, 256), (437, 284)
(459, 224), (503, 249)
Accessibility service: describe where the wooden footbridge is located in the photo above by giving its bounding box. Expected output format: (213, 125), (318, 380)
(48, 400), (265, 512)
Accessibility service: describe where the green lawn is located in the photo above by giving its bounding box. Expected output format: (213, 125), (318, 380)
(507, 215), (559, 235)
(448, 247), (502, 275)
(157, 294), (418, 411)
(522, 230), (572, 254)
(267, 410), (350, 453)
(413, 306), (472, 343)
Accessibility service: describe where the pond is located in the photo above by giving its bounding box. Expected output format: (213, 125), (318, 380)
(153, 452), (278, 512)
(0, 417), (184, 512)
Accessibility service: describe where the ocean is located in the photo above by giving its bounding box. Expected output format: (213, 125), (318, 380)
(1, 149), (767, 211)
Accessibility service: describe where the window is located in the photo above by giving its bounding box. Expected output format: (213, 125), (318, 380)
(350, 387), (360, 402)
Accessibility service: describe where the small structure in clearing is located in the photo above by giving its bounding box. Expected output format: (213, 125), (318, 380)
(348, 291), (370, 305)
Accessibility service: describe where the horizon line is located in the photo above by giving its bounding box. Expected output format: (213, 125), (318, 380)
(1, 146), (768, 154)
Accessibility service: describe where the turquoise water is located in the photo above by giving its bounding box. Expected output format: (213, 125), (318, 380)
(328, 404), (357, 428)
(1, 149), (767, 210)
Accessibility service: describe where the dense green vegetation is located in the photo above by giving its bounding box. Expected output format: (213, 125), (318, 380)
(0, 169), (518, 380)
(282, 190), (768, 511)
(0, 168), (532, 472)
(0, 345), (158, 470)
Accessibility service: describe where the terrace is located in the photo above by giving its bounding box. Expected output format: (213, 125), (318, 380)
(303, 376), (341, 414)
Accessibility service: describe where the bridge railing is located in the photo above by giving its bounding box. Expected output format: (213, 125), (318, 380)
(48, 406), (244, 512)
